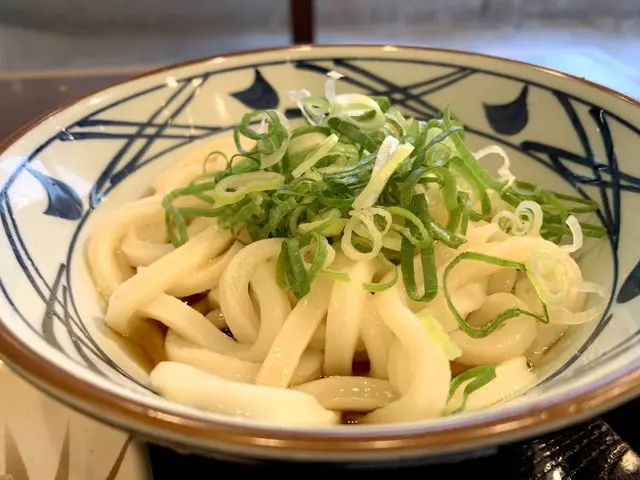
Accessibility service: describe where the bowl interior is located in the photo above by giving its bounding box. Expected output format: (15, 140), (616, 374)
(0, 46), (639, 456)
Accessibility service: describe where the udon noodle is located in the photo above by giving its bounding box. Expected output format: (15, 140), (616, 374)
(87, 76), (607, 426)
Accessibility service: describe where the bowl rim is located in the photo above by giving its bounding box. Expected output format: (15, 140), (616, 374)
(0, 43), (639, 461)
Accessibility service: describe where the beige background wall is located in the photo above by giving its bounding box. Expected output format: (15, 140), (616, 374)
(0, 0), (636, 99)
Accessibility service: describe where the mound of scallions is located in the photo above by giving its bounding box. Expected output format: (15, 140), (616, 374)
(161, 71), (605, 344)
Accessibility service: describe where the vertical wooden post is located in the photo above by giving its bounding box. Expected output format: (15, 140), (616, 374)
(290, 0), (315, 44)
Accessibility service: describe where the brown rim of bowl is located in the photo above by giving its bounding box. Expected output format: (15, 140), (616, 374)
(0, 44), (639, 461)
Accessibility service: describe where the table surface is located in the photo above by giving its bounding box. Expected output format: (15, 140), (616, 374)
(0, 50), (638, 479)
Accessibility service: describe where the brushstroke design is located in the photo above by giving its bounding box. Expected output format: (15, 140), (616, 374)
(1, 423), (134, 480)
(27, 169), (83, 221)
(3, 426), (28, 480)
(230, 68), (279, 110)
(483, 84), (529, 135)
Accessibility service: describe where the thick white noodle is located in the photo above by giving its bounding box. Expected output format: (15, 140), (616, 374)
(294, 376), (396, 412)
(234, 259), (293, 361)
(159, 258), (291, 363)
(121, 225), (173, 267)
(120, 217), (215, 268)
(411, 281), (488, 332)
(487, 268), (518, 295)
(444, 356), (536, 414)
(165, 330), (322, 385)
(386, 338), (411, 395)
(309, 321), (327, 351)
(359, 297), (394, 379)
(324, 259), (377, 376)
(256, 277), (333, 388)
(363, 279), (451, 423)
(526, 323), (569, 363)
(444, 236), (562, 291)
(167, 242), (243, 298)
(105, 223), (232, 337)
(88, 195), (164, 299)
(150, 362), (339, 426)
(434, 222), (500, 269)
(218, 238), (283, 344)
(205, 308), (227, 329)
(515, 275), (579, 362)
(451, 293), (537, 366)
(152, 137), (234, 194)
(142, 294), (238, 352)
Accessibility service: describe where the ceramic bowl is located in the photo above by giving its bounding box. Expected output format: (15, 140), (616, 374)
(0, 45), (639, 464)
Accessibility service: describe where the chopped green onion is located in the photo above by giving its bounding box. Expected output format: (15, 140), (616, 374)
(417, 308), (462, 360)
(442, 108), (504, 192)
(352, 141), (415, 210)
(280, 237), (311, 298)
(320, 269), (351, 282)
(525, 250), (570, 306)
(443, 251), (549, 338)
(363, 254), (399, 292)
(398, 195), (438, 302)
(330, 93), (387, 132)
(292, 134), (339, 178)
(448, 365), (497, 414)
(212, 171), (284, 206)
(234, 110), (290, 168)
(161, 78), (605, 305)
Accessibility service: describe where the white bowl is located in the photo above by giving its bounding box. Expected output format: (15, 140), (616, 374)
(0, 45), (639, 464)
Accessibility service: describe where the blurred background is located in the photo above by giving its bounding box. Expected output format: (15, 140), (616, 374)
(0, 0), (637, 86)
(0, 0), (637, 136)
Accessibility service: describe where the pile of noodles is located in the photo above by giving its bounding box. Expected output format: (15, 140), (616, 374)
(87, 73), (607, 426)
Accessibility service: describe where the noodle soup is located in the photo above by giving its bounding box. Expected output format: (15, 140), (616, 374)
(87, 76), (607, 426)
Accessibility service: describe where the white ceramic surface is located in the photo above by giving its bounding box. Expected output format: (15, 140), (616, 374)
(0, 45), (639, 462)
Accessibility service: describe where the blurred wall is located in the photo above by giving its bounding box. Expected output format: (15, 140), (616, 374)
(0, 0), (636, 73)
(0, 0), (637, 34)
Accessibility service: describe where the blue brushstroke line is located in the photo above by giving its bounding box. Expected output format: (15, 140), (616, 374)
(520, 142), (640, 190)
(1, 193), (48, 287)
(333, 58), (444, 114)
(388, 68), (471, 97)
(572, 327), (640, 376)
(76, 118), (219, 132)
(109, 75), (212, 188)
(41, 264), (66, 351)
(3, 195), (91, 338)
(58, 131), (215, 142)
(1, 194), (124, 367)
(83, 84), (166, 119)
(590, 109), (621, 251)
(554, 92), (614, 234)
(414, 70), (475, 98)
(89, 80), (191, 208)
(60, 285), (119, 380)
